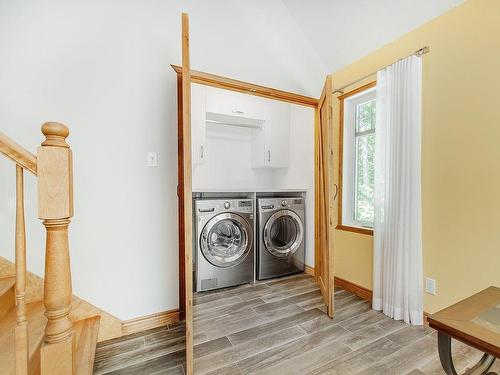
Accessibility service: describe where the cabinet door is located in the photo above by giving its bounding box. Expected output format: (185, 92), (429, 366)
(251, 124), (267, 168)
(251, 100), (290, 168)
(266, 101), (290, 168)
(206, 86), (264, 120)
(191, 83), (206, 164)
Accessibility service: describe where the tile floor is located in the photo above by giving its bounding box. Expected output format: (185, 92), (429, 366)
(93, 274), (499, 374)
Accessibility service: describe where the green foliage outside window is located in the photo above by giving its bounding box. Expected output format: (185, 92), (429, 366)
(354, 99), (376, 226)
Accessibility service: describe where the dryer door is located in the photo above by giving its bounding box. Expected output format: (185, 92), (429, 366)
(200, 213), (252, 268)
(263, 209), (304, 258)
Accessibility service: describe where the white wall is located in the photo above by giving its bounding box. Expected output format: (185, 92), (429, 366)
(192, 124), (274, 192)
(0, 0), (326, 320)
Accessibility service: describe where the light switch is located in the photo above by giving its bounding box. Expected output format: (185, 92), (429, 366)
(147, 152), (158, 167)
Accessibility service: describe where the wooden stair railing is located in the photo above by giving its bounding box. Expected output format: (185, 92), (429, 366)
(0, 123), (100, 375)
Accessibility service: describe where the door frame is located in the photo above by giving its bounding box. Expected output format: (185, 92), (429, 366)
(173, 18), (334, 371)
(171, 65), (318, 107)
(179, 13), (194, 375)
(173, 65), (322, 292)
(172, 65), (320, 314)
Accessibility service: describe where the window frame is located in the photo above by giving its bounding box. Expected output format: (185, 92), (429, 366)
(337, 81), (376, 236)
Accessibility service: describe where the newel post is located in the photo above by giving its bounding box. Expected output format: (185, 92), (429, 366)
(37, 122), (75, 374)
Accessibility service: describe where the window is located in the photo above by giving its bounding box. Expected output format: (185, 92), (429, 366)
(339, 83), (376, 233)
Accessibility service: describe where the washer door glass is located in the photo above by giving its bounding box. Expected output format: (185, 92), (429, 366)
(264, 210), (303, 258)
(201, 213), (252, 268)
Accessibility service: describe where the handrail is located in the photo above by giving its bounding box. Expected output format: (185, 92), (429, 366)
(0, 132), (37, 175)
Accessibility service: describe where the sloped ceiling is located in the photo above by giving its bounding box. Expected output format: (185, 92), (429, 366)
(187, 0), (329, 98)
(282, 0), (465, 73)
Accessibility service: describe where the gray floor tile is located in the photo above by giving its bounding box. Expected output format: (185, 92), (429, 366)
(95, 274), (495, 375)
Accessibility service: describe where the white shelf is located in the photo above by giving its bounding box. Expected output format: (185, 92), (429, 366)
(206, 112), (264, 129)
(206, 119), (262, 129)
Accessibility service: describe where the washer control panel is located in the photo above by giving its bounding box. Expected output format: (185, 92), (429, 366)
(195, 198), (253, 214)
(236, 200), (253, 213)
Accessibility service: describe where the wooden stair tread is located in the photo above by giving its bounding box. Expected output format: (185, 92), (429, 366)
(0, 276), (16, 319)
(1, 257), (123, 342)
(0, 300), (46, 375)
(0, 276), (16, 296)
(74, 315), (100, 375)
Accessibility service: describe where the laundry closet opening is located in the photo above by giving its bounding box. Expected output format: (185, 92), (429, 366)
(188, 77), (317, 287)
(188, 78), (322, 346)
(173, 60), (334, 370)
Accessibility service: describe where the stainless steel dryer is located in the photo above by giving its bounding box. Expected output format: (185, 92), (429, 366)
(194, 198), (254, 292)
(257, 197), (305, 280)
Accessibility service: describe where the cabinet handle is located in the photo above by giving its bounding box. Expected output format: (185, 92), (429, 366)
(232, 109), (244, 114)
(201, 145), (204, 159)
(268, 149), (271, 163)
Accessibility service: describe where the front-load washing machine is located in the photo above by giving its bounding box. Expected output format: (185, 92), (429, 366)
(194, 198), (254, 292)
(257, 197), (305, 280)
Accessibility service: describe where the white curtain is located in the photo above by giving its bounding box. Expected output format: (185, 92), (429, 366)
(372, 55), (423, 325)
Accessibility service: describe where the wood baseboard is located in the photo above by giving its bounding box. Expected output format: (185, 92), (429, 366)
(122, 309), (180, 335)
(334, 276), (373, 301)
(305, 269), (372, 301)
(305, 269), (371, 302)
(304, 265), (315, 277)
(333, 274), (431, 326)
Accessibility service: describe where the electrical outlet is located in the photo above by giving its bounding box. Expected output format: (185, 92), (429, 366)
(147, 152), (158, 167)
(425, 277), (436, 295)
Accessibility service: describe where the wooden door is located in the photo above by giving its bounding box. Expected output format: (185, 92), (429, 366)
(315, 75), (335, 317)
(179, 12), (194, 375)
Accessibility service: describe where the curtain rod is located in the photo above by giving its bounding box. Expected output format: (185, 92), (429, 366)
(332, 46), (429, 95)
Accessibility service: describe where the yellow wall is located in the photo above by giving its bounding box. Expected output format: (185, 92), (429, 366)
(332, 0), (500, 314)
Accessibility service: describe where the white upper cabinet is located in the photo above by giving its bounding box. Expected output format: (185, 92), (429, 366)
(205, 86), (265, 121)
(191, 83), (206, 164)
(191, 84), (290, 168)
(251, 100), (290, 168)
